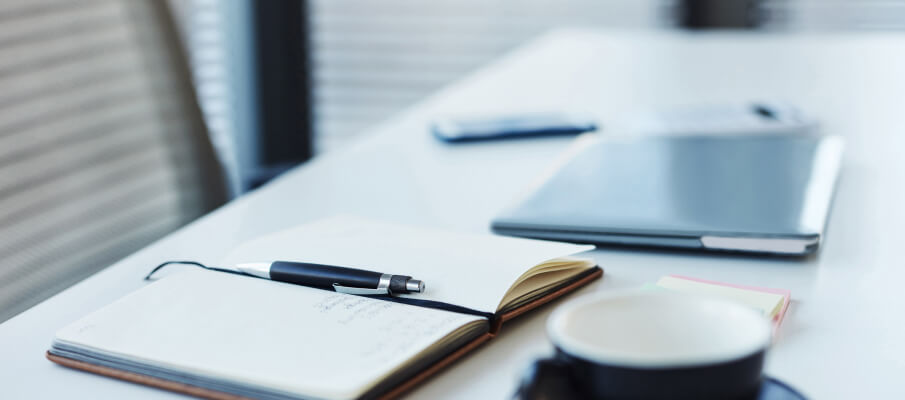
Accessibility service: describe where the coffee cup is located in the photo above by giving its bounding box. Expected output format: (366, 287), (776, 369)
(517, 291), (772, 400)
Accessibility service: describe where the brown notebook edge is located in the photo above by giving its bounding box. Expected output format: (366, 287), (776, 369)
(382, 265), (602, 399)
(46, 266), (603, 400)
(492, 266), (603, 334)
(46, 352), (249, 400)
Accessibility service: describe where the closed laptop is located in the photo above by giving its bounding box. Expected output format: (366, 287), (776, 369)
(492, 134), (843, 255)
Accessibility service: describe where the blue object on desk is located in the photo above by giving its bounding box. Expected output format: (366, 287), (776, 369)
(432, 112), (597, 142)
(631, 102), (818, 136)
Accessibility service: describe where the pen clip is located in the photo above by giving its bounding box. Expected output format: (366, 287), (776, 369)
(332, 284), (390, 296)
(331, 274), (393, 296)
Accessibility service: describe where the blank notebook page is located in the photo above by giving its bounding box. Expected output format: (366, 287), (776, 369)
(53, 269), (485, 400)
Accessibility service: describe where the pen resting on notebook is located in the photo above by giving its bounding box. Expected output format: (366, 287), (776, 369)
(236, 261), (425, 295)
(145, 260), (426, 296)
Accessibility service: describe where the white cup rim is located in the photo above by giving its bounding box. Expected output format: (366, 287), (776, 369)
(548, 290), (772, 369)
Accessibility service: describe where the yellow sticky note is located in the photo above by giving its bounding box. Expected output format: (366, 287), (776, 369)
(655, 276), (785, 318)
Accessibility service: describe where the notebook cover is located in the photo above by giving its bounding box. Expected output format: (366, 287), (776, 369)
(46, 267), (602, 400)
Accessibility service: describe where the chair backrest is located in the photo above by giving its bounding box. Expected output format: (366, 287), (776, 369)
(0, 0), (228, 322)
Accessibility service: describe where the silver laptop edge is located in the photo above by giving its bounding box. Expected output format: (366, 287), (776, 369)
(491, 225), (820, 255)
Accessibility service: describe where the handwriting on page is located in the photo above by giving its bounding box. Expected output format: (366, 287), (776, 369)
(314, 294), (394, 324)
(311, 294), (472, 366)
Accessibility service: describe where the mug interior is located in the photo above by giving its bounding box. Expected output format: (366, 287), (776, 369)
(549, 291), (771, 369)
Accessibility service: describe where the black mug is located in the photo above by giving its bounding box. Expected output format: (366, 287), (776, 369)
(516, 291), (772, 400)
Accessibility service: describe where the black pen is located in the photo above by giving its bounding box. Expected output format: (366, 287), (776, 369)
(234, 261), (425, 296)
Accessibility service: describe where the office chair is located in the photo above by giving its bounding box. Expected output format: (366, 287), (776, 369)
(0, 0), (228, 322)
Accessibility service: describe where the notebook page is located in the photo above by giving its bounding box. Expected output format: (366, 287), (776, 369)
(220, 216), (594, 313)
(54, 269), (485, 400)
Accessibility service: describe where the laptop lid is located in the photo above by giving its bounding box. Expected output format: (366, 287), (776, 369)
(492, 134), (843, 255)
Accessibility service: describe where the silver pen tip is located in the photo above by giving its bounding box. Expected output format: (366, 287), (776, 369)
(406, 279), (425, 293)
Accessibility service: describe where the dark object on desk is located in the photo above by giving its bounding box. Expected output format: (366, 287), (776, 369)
(238, 261), (425, 295)
(631, 102), (818, 136)
(432, 112), (597, 142)
(493, 134), (843, 255)
(514, 292), (805, 400)
(515, 370), (805, 400)
(145, 260), (425, 296)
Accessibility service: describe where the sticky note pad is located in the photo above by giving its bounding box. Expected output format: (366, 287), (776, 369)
(654, 275), (791, 335)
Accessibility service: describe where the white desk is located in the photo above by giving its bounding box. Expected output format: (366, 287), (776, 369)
(3, 29), (905, 399)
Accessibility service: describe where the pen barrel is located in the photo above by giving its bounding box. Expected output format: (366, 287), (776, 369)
(270, 261), (382, 290)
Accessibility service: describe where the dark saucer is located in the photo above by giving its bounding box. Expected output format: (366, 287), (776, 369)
(514, 369), (807, 400)
(756, 377), (808, 400)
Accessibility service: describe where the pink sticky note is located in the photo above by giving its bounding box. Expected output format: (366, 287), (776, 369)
(665, 275), (791, 337)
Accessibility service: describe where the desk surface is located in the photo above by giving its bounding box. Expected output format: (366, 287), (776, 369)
(3, 29), (905, 399)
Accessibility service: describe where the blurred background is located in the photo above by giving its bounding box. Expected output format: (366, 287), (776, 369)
(170, 0), (905, 193)
(1, 0), (903, 321)
(168, 0), (905, 193)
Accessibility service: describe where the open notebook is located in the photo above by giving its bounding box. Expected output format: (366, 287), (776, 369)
(47, 216), (601, 400)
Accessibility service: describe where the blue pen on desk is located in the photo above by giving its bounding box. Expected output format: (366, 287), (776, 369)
(235, 261), (425, 296)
